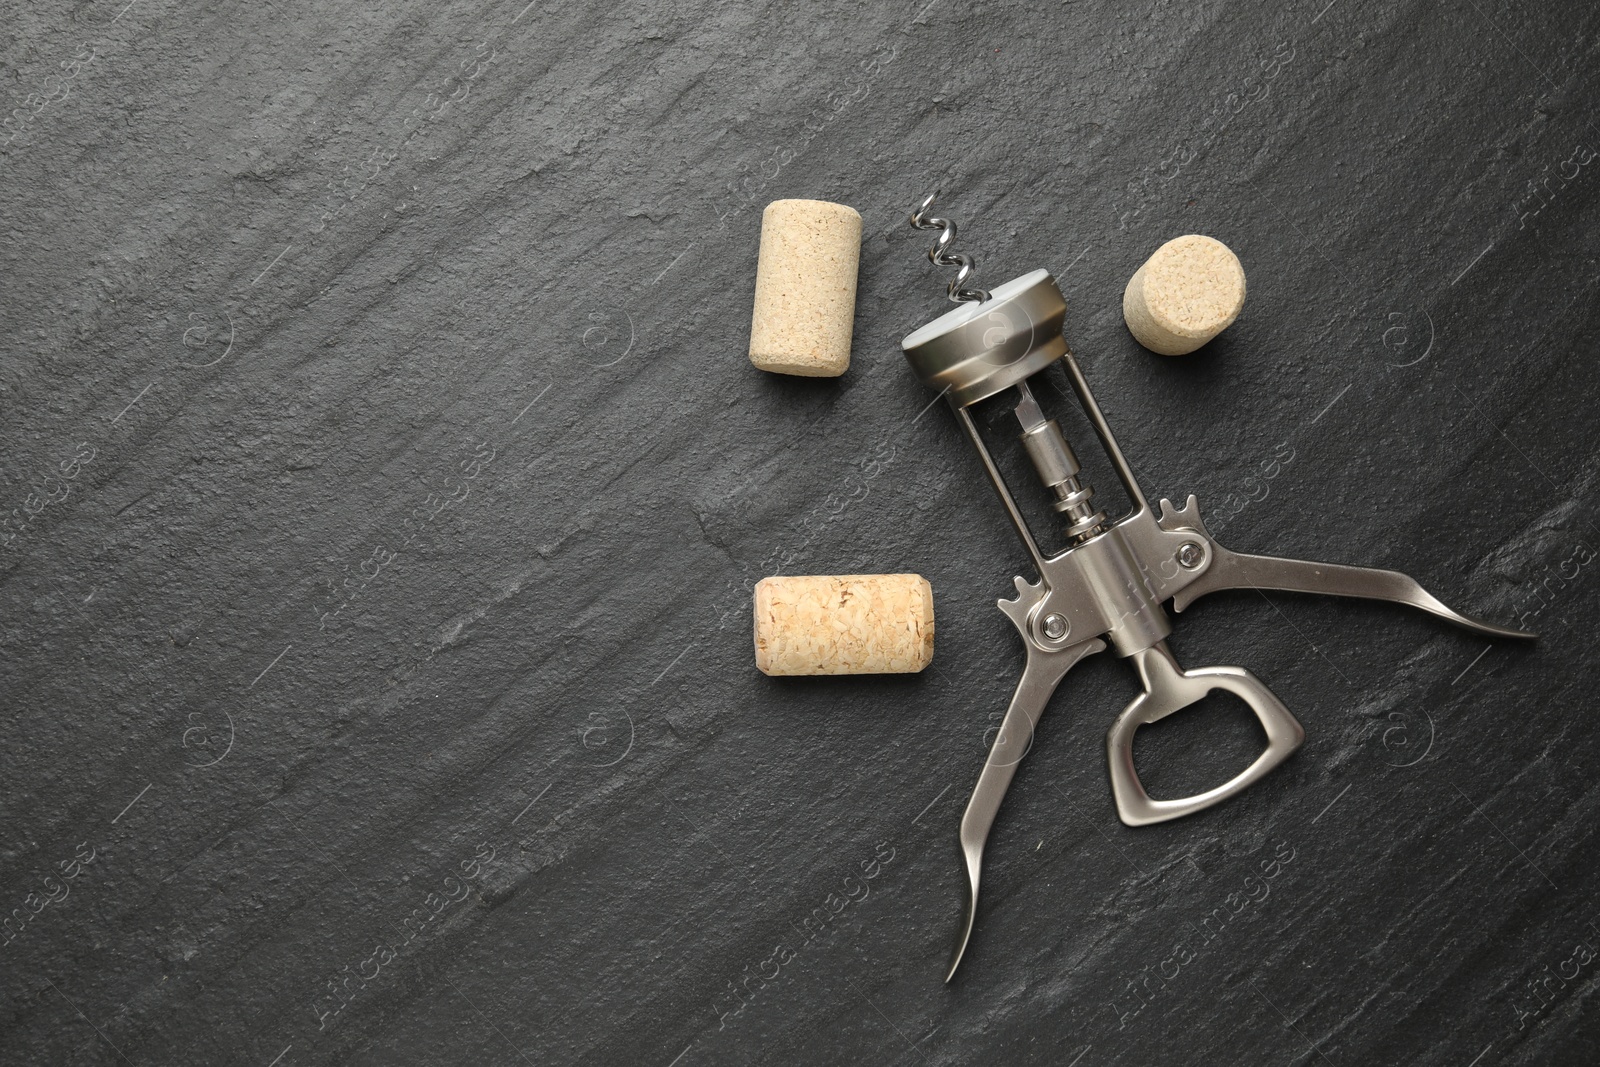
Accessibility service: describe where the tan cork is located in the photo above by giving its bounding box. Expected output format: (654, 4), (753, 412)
(753, 574), (934, 676)
(749, 199), (862, 377)
(1123, 235), (1247, 356)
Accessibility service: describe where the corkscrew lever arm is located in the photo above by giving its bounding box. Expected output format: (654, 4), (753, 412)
(950, 635), (1105, 982)
(1169, 536), (1537, 641)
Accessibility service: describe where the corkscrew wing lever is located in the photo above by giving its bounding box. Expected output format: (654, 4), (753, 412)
(1166, 532), (1537, 641)
(950, 633), (1104, 981)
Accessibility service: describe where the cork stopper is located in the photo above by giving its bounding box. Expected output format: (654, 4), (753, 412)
(753, 574), (934, 676)
(749, 199), (862, 377)
(1122, 235), (1246, 356)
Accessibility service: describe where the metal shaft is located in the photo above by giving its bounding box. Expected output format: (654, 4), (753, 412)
(1013, 380), (1106, 542)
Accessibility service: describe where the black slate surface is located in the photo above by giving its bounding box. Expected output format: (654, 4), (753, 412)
(3, 0), (1599, 1063)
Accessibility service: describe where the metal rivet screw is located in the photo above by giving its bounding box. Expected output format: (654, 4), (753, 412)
(1041, 613), (1069, 640)
(1177, 542), (1205, 569)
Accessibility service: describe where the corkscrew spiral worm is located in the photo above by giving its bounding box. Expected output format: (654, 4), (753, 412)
(908, 190), (988, 303)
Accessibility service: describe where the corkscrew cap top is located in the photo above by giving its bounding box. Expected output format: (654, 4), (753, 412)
(900, 268), (1068, 407)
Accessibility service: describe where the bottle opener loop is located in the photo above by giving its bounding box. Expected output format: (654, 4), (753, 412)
(1106, 641), (1306, 827)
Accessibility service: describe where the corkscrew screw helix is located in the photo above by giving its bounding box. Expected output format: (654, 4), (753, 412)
(898, 192), (1537, 981)
(909, 190), (989, 303)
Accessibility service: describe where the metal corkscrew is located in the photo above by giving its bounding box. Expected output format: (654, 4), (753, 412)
(900, 193), (1537, 981)
(909, 190), (989, 303)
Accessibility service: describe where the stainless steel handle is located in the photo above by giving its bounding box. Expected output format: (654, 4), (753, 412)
(949, 636), (1104, 981)
(1170, 539), (1536, 642)
(1105, 642), (1305, 827)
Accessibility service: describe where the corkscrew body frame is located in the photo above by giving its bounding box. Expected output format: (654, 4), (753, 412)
(898, 194), (1536, 981)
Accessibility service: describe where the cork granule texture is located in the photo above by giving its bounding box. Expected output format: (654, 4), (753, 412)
(1123, 234), (1246, 355)
(748, 199), (862, 377)
(753, 573), (934, 676)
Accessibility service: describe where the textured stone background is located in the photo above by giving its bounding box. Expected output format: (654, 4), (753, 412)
(3, 0), (1598, 1063)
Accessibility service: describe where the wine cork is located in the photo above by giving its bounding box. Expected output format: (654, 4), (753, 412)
(1122, 235), (1246, 356)
(754, 574), (934, 676)
(749, 199), (862, 377)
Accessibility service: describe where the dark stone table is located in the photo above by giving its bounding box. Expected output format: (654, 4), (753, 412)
(3, 0), (1597, 1063)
